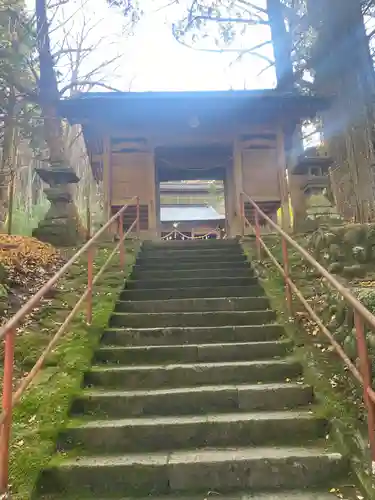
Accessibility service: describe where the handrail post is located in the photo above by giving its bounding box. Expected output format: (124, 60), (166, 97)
(281, 236), (293, 315)
(0, 327), (15, 495)
(136, 196), (140, 238)
(354, 311), (375, 471)
(254, 210), (261, 260)
(87, 246), (94, 325)
(119, 213), (125, 269)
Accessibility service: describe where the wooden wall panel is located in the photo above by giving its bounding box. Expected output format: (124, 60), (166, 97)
(241, 148), (280, 201)
(111, 152), (154, 205)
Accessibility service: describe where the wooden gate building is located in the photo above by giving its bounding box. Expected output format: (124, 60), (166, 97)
(59, 90), (328, 237)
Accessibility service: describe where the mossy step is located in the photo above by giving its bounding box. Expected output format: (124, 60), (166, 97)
(84, 359), (303, 390)
(125, 276), (258, 290)
(119, 285), (265, 301)
(137, 260), (250, 271)
(136, 256), (248, 266)
(109, 310), (276, 329)
(137, 250), (246, 262)
(114, 297), (269, 314)
(59, 410), (327, 454)
(131, 267), (255, 280)
(102, 324), (284, 347)
(71, 382), (314, 418)
(138, 250), (244, 261)
(38, 446), (345, 497)
(94, 340), (292, 365)
(143, 240), (240, 249)
(35, 490), (351, 500)
(143, 239), (241, 247)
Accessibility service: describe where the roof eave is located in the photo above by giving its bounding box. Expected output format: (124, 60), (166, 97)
(59, 90), (331, 126)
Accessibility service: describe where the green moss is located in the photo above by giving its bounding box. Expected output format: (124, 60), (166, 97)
(5, 241), (139, 500)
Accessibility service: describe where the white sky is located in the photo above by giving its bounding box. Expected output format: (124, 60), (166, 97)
(27, 0), (277, 92)
(117, 0), (276, 91)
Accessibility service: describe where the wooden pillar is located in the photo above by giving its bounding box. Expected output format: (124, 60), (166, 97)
(287, 123), (307, 231)
(223, 176), (230, 236)
(154, 156), (161, 238)
(276, 127), (292, 231)
(233, 140), (244, 236)
(102, 135), (111, 223)
(148, 150), (157, 238)
(225, 164), (235, 237)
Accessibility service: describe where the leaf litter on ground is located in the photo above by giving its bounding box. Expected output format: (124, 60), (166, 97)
(0, 235), (65, 325)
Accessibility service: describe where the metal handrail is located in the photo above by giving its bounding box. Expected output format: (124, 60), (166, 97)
(0, 195), (140, 495)
(240, 190), (375, 471)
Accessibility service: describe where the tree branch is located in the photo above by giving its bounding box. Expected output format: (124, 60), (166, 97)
(172, 23), (272, 62)
(59, 80), (124, 96)
(191, 14), (269, 26)
(235, 0), (267, 14)
(228, 40), (273, 65)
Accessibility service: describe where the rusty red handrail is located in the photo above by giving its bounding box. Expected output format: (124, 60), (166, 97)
(241, 190), (375, 470)
(0, 195), (141, 495)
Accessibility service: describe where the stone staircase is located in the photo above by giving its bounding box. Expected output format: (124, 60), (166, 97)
(38, 239), (348, 499)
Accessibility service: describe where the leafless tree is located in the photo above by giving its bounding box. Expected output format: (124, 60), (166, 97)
(0, 0), (139, 242)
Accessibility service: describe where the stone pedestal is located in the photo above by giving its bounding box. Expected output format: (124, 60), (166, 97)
(32, 166), (85, 247)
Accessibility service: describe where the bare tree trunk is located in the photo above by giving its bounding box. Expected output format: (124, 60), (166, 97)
(32, 0), (83, 246)
(267, 0), (299, 157)
(36, 0), (64, 162)
(267, 0), (294, 91)
(7, 173), (15, 235)
(0, 91), (16, 230)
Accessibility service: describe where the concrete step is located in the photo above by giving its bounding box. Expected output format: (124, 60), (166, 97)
(136, 253), (247, 264)
(138, 249), (245, 260)
(36, 240), (347, 500)
(102, 324), (284, 346)
(109, 310), (276, 328)
(125, 276), (258, 290)
(131, 267), (255, 280)
(114, 297), (270, 314)
(35, 490), (351, 500)
(119, 285), (265, 301)
(143, 240), (240, 250)
(94, 340), (292, 365)
(137, 251), (246, 259)
(84, 359), (303, 390)
(137, 260), (250, 271)
(72, 382), (314, 418)
(38, 446), (345, 496)
(60, 411), (327, 454)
